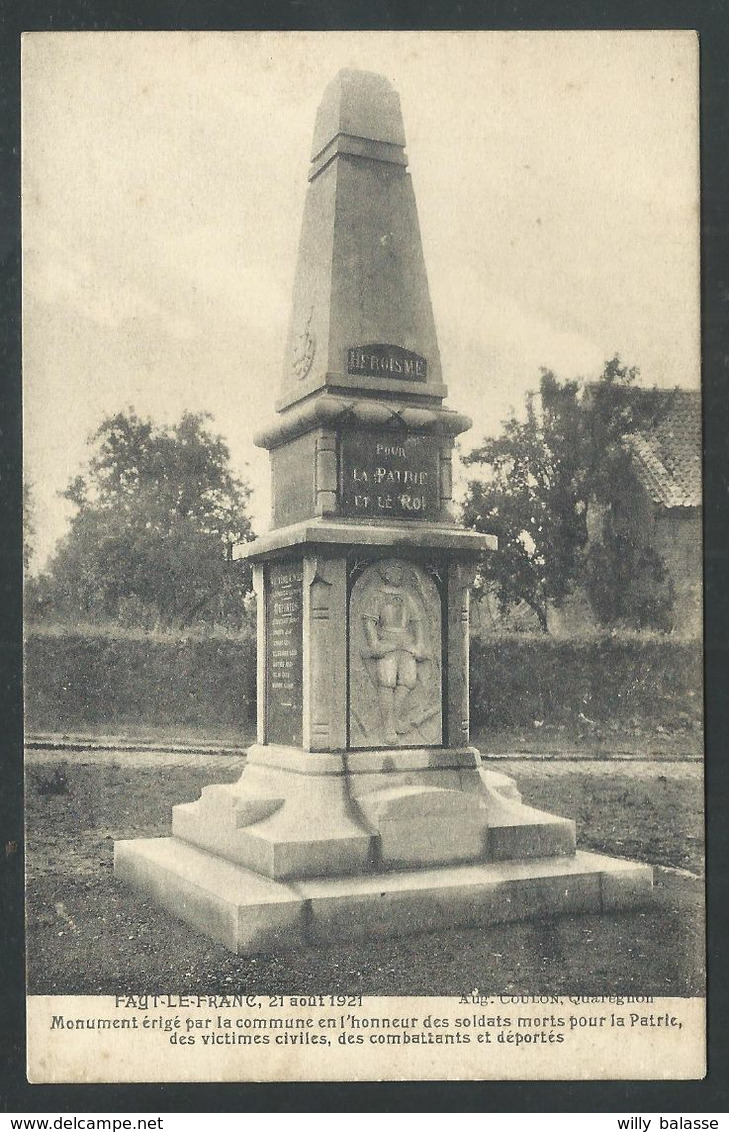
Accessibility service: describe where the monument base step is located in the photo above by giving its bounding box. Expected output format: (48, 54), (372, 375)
(114, 836), (653, 955)
(169, 745), (576, 879)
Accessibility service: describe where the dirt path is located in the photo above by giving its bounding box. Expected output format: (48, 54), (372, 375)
(486, 757), (702, 781)
(26, 746), (247, 769)
(25, 744), (701, 780)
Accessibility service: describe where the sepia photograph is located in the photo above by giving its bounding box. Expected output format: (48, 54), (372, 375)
(21, 30), (704, 1083)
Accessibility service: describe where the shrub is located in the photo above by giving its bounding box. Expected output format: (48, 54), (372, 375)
(25, 626), (256, 733)
(469, 633), (702, 731)
(24, 626), (702, 738)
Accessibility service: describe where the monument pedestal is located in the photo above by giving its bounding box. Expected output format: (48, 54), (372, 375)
(115, 522), (656, 955)
(114, 519), (652, 955)
(169, 744), (575, 878)
(114, 67), (652, 954)
(115, 834), (652, 956)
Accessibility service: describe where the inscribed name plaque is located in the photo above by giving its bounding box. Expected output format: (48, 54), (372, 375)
(347, 345), (427, 381)
(265, 562), (303, 746)
(340, 431), (440, 519)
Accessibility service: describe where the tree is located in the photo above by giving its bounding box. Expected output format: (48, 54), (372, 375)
(578, 360), (676, 629)
(462, 357), (674, 631)
(39, 410), (254, 629)
(462, 371), (586, 631)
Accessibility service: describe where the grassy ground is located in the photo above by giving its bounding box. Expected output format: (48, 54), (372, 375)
(25, 754), (705, 998)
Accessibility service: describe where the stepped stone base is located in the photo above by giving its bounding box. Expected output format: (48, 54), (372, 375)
(114, 745), (652, 953)
(114, 837), (653, 955)
(169, 745), (576, 879)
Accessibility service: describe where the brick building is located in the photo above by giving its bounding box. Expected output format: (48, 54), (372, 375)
(627, 388), (702, 632)
(586, 387), (702, 635)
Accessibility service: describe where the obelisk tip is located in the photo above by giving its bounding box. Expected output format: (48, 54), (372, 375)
(311, 68), (406, 160)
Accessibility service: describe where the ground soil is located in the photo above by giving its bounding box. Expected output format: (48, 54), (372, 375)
(25, 748), (705, 998)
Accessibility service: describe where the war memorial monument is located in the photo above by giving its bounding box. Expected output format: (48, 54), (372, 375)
(115, 69), (653, 954)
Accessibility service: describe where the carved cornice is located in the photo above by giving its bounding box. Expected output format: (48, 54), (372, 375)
(234, 518), (497, 562)
(254, 394), (473, 451)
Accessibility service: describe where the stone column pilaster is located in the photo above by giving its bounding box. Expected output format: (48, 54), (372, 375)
(252, 564), (267, 745)
(315, 430), (338, 516)
(302, 554), (347, 751)
(439, 439), (454, 519)
(446, 560), (477, 746)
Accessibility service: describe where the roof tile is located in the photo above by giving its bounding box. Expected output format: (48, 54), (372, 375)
(628, 389), (701, 508)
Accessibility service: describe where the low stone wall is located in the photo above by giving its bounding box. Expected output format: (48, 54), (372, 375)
(24, 627), (702, 736)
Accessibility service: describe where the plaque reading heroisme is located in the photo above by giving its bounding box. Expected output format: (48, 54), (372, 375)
(340, 430), (440, 520)
(347, 344), (427, 382)
(265, 562), (303, 746)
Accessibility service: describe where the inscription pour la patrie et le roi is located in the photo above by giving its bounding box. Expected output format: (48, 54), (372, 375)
(340, 433), (439, 519)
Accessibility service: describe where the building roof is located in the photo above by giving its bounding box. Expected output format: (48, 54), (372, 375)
(628, 389), (702, 509)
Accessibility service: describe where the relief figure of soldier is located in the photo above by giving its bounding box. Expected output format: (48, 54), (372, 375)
(349, 558), (442, 748)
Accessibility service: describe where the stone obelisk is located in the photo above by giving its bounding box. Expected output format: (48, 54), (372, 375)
(115, 70), (652, 953)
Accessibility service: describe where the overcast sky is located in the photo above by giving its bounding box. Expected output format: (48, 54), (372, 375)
(22, 30), (699, 570)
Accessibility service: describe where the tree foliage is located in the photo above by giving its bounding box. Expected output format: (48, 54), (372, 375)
(30, 410), (254, 629)
(462, 357), (675, 631)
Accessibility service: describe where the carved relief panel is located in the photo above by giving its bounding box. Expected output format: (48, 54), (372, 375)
(348, 558), (442, 749)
